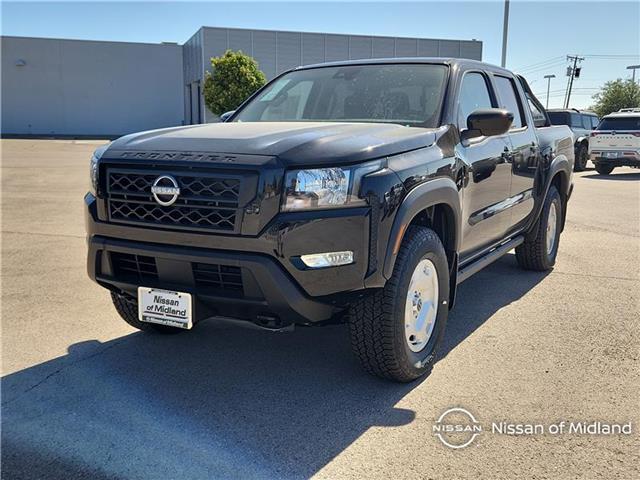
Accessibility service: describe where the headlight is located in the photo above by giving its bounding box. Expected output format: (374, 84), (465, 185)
(89, 143), (111, 194)
(282, 161), (383, 211)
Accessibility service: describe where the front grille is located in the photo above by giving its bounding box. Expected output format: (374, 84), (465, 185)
(192, 263), (243, 293)
(106, 168), (244, 233)
(111, 252), (159, 283)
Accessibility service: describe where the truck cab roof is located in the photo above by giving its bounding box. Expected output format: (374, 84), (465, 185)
(295, 57), (513, 75)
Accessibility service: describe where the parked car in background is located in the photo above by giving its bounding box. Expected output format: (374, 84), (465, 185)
(548, 109), (600, 172)
(589, 110), (640, 175)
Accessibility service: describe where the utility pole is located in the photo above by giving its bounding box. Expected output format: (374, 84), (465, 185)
(544, 74), (556, 109)
(564, 55), (584, 108)
(627, 64), (640, 83)
(501, 0), (510, 68)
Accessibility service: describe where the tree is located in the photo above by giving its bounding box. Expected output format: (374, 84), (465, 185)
(591, 79), (640, 117)
(203, 50), (266, 117)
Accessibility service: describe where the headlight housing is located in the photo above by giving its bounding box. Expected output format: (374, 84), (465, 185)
(89, 143), (111, 194)
(282, 160), (383, 211)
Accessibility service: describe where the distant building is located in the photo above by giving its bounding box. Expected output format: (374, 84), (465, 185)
(1, 27), (482, 137)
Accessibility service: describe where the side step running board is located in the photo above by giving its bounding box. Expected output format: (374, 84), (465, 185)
(456, 236), (524, 284)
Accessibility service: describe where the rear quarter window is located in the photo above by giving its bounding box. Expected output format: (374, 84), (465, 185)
(548, 112), (569, 126)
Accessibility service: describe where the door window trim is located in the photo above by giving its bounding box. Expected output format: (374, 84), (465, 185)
(456, 69), (499, 133)
(490, 73), (528, 133)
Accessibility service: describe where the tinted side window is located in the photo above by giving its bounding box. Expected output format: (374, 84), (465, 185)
(570, 113), (583, 128)
(493, 76), (524, 129)
(591, 116), (600, 129)
(458, 72), (493, 129)
(581, 115), (592, 129)
(548, 112), (569, 125)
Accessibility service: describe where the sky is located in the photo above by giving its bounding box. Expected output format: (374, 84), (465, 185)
(2, 0), (639, 109)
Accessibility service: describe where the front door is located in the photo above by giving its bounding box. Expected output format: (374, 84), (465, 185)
(456, 71), (513, 260)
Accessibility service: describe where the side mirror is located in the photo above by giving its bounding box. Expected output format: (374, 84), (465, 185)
(220, 110), (235, 122)
(462, 108), (513, 141)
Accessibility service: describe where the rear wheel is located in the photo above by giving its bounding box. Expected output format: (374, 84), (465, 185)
(516, 185), (562, 271)
(574, 143), (588, 172)
(111, 291), (185, 334)
(516, 185), (562, 272)
(348, 226), (449, 382)
(595, 164), (615, 175)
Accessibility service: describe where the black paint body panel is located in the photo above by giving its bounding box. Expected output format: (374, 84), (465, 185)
(86, 58), (574, 323)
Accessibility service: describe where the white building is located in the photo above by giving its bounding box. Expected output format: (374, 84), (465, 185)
(1, 27), (482, 137)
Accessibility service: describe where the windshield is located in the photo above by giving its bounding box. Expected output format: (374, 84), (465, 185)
(597, 116), (640, 130)
(233, 64), (448, 127)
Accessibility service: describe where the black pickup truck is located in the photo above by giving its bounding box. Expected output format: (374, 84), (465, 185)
(85, 58), (574, 382)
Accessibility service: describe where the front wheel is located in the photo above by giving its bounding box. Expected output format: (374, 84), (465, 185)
(595, 164), (615, 175)
(348, 226), (449, 382)
(516, 185), (562, 271)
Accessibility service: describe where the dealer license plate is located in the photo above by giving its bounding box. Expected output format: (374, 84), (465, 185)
(138, 287), (192, 329)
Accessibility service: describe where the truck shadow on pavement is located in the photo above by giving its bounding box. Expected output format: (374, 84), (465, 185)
(2, 254), (547, 479)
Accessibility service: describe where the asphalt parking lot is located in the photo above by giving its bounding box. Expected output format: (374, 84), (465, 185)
(1, 139), (639, 479)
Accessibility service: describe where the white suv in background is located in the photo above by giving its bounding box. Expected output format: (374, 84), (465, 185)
(589, 109), (640, 175)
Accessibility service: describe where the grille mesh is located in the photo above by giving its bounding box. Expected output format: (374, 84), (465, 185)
(192, 263), (243, 292)
(111, 252), (159, 283)
(109, 200), (236, 230)
(107, 169), (242, 232)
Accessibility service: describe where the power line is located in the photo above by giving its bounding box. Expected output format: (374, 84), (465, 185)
(514, 54), (639, 72)
(534, 88), (598, 96)
(581, 54), (640, 58)
(512, 56), (564, 71)
(545, 92), (596, 98)
(517, 60), (567, 74)
(518, 61), (567, 75)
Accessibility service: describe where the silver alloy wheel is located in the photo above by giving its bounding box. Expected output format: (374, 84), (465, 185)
(404, 258), (439, 353)
(546, 202), (558, 255)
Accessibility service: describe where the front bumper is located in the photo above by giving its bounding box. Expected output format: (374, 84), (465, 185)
(85, 193), (371, 325)
(590, 151), (640, 167)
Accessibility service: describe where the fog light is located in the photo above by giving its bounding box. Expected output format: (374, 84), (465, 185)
(300, 251), (354, 268)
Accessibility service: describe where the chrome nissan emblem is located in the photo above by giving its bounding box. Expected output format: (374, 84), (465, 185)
(151, 175), (180, 206)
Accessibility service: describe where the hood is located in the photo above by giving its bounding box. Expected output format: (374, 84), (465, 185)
(107, 122), (438, 166)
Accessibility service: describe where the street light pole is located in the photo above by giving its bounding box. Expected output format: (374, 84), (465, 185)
(501, 0), (510, 68)
(627, 65), (640, 83)
(544, 74), (556, 109)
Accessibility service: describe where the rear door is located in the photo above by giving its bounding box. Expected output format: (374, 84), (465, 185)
(491, 74), (539, 230)
(456, 70), (513, 259)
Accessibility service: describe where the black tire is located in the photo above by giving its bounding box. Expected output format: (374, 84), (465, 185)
(574, 143), (588, 172)
(110, 291), (185, 334)
(595, 164), (615, 175)
(348, 226), (449, 382)
(516, 185), (562, 271)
